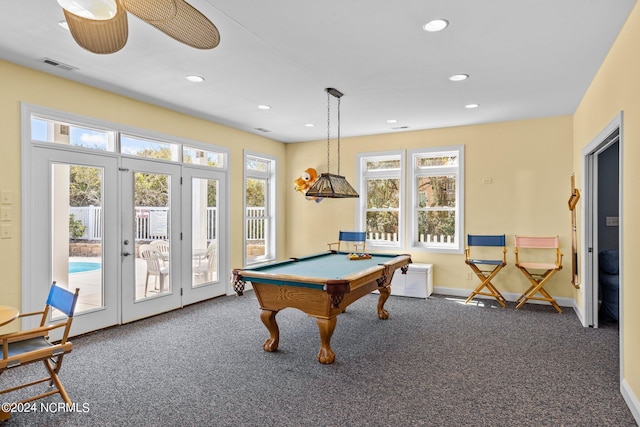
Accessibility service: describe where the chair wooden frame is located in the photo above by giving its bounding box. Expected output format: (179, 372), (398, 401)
(514, 236), (563, 313)
(464, 234), (508, 307)
(0, 283), (79, 420)
(327, 231), (366, 253)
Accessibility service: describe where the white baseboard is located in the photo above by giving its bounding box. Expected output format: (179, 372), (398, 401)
(433, 286), (574, 308)
(621, 378), (640, 425)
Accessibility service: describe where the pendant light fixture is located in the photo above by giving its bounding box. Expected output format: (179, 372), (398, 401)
(306, 88), (359, 199)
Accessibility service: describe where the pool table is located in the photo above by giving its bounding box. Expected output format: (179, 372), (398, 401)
(232, 250), (411, 364)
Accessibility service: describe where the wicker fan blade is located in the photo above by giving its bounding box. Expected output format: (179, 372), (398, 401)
(120, 0), (177, 23)
(63, 5), (128, 54)
(132, 0), (220, 49)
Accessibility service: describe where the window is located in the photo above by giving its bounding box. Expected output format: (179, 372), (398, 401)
(244, 153), (276, 264)
(120, 134), (180, 161)
(31, 116), (115, 151)
(183, 146), (224, 168)
(356, 151), (404, 249)
(409, 145), (464, 253)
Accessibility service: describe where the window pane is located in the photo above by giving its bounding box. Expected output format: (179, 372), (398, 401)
(31, 116), (112, 151)
(121, 135), (179, 161)
(417, 211), (456, 244)
(246, 178), (266, 207)
(416, 154), (458, 168)
(69, 126), (110, 150)
(191, 178), (218, 287)
(366, 159), (400, 171)
(183, 146), (224, 168)
(246, 178), (266, 260)
(417, 176), (456, 208)
(56, 164), (105, 316)
(31, 118), (48, 141)
(366, 178), (399, 208)
(246, 158), (269, 172)
(366, 211), (399, 243)
(133, 172), (172, 300)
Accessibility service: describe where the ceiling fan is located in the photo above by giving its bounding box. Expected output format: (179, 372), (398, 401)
(57, 0), (220, 54)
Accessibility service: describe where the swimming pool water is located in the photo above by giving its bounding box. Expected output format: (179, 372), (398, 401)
(69, 262), (102, 274)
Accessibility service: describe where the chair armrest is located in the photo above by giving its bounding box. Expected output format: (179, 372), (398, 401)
(17, 310), (45, 319)
(0, 322), (67, 344)
(327, 242), (339, 250)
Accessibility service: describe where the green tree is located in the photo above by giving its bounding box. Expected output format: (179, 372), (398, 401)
(69, 166), (102, 207)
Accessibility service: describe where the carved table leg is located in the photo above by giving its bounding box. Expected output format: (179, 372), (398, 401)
(260, 309), (279, 352)
(377, 286), (391, 319)
(315, 317), (337, 364)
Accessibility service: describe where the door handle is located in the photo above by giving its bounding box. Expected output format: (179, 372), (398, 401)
(122, 251), (131, 257)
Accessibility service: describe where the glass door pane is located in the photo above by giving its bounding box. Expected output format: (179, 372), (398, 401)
(133, 171), (172, 301)
(52, 164), (105, 315)
(191, 177), (218, 287)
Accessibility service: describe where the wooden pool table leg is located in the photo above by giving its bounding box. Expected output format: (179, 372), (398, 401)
(260, 309), (280, 352)
(315, 317), (337, 364)
(377, 286), (391, 319)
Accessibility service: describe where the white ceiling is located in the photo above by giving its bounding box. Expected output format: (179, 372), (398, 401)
(0, 0), (635, 143)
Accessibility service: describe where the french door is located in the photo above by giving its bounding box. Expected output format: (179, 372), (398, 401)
(27, 146), (228, 334)
(181, 167), (226, 304)
(29, 146), (119, 337)
(120, 158), (182, 322)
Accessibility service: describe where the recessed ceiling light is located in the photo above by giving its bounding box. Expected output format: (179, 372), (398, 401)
(449, 74), (469, 82)
(304, 123), (315, 127)
(258, 104), (271, 110)
(386, 119), (398, 124)
(185, 75), (204, 83)
(58, 20), (69, 30)
(465, 103), (479, 109)
(423, 19), (449, 32)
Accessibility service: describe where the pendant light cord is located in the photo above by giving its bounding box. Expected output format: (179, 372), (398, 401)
(337, 96), (341, 176)
(326, 90), (331, 174)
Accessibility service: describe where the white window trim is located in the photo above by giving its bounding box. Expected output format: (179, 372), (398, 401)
(408, 145), (464, 254)
(243, 151), (277, 266)
(356, 150), (405, 250)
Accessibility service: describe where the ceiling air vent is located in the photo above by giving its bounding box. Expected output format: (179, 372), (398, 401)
(254, 128), (270, 133)
(40, 58), (78, 72)
(391, 126), (409, 130)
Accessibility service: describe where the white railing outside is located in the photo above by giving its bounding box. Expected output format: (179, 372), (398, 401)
(245, 207), (265, 243)
(69, 206), (229, 242)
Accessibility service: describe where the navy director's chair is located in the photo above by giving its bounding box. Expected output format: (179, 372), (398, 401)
(464, 234), (508, 307)
(328, 231), (366, 253)
(0, 283), (79, 420)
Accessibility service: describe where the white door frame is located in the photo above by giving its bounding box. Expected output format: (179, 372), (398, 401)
(581, 112), (623, 327)
(581, 111), (623, 373)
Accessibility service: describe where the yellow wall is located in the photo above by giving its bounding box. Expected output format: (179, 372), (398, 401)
(573, 1), (640, 413)
(286, 116), (574, 299)
(0, 60), (287, 328)
(2, 5), (639, 412)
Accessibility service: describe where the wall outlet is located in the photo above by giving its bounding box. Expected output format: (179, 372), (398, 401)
(1, 225), (11, 239)
(466, 272), (473, 280)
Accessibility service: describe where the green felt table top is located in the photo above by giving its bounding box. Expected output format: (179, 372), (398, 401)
(246, 251), (403, 280)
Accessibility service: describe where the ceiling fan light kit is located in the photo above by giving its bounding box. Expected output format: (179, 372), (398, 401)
(59, 0), (220, 54)
(57, 0), (118, 20)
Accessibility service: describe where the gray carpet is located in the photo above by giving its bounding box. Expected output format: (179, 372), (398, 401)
(1, 292), (636, 426)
